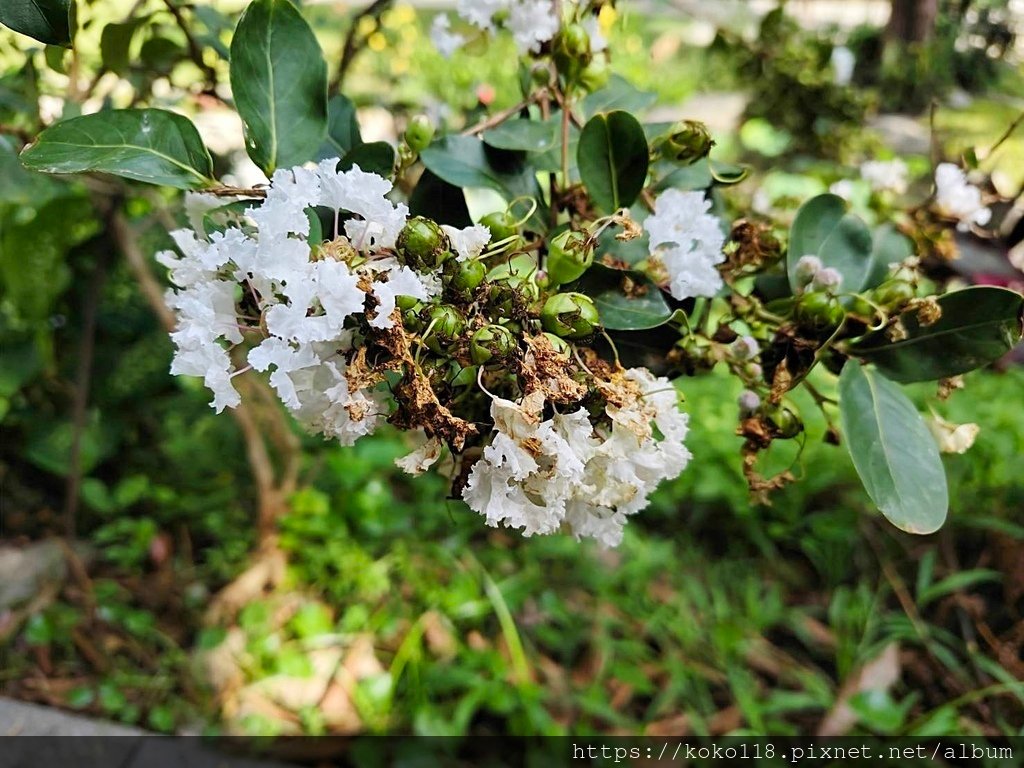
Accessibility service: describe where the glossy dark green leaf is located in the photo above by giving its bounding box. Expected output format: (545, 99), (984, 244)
(839, 362), (948, 535)
(230, 0), (327, 175)
(20, 108), (215, 189)
(0, 0), (73, 46)
(583, 75), (656, 118)
(339, 141), (394, 178)
(482, 119), (557, 152)
(408, 169), (471, 228)
(420, 135), (543, 211)
(852, 286), (1024, 382)
(655, 158), (713, 192)
(579, 264), (672, 330)
(100, 20), (142, 75)
(577, 110), (649, 214)
(787, 193), (872, 293)
(317, 94), (361, 160)
(865, 223), (913, 290)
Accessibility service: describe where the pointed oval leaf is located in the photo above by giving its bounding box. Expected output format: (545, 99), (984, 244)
(577, 110), (649, 214)
(864, 223), (913, 291)
(230, 0), (327, 176)
(852, 286), (1024, 382)
(316, 94), (361, 160)
(579, 264), (671, 330)
(0, 0), (73, 46)
(483, 119), (557, 153)
(787, 193), (873, 293)
(339, 141), (395, 178)
(20, 108), (214, 189)
(839, 362), (948, 534)
(583, 75), (657, 118)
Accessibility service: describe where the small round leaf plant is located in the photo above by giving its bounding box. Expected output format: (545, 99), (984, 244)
(19, 0), (1024, 546)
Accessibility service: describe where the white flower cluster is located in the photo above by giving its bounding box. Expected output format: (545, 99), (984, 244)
(644, 189), (727, 301)
(934, 162), (992, 232)
(158, 161), (453, 445)
(460, 369), (690, 547)
(430, 0), (562, 57)
(829, 158), (908, 200)
(860, 159), (908, 195)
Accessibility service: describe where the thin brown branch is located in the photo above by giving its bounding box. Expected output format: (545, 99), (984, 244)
(162, 0), (220, 88)
(205, 185), (268, 198)
(461, 94), (542, 136)
(330, 0), (394, 96)
(985, 108), (1024, 160)
(62, 243), (109, 537)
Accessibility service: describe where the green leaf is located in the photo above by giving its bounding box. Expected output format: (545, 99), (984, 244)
(918, 569), (1000, 608)
(580, 265), (672, 331)
(100, 20), (142, 75)
(20, 108), (214, 189)
(420, 135), (543, 213)
(852, 286), (1024, 382)
(339, 140), (394, 178)
(709, 160), (750, 186)
(482, 119), (557, 153)
(408, 169), (471, 228)
(787, 193), (872, 293)
(583, 75), (657, 118)
(230, 0), (327, 175)
(577, 110), (649, 214)
(655, 158), (713, 192)
(865, 223), (912, 290)
(839, 362), (948, 535)
(0, 0), (73, 46)
(317, 94), (361, 160)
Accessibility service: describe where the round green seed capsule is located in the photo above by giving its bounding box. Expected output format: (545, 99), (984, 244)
(541, 292), (601, 340)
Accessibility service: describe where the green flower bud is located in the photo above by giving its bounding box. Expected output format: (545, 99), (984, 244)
(396, 294), (421, 312)
(487, 255), (541, 315)
(545, 229), (595, 286)
(397, 216), (450, 271)
(553, 23), (593, 82)
(480, 211), (519, 245)
(443, 258), (487, 302)
(766, 406), (803, 440)
(404, 115), (434, 153)
(541, 292), (601, 340)
(848, 296), (876, 322)
(401, 303), (425, 332)
(423, 304), (465, 353)
(470, 325), (518, 365)
(579, 56), (610, 92)
(660, 120), (715, 165)
(871, 279), (915, 310)
(795, 291), (845, 334)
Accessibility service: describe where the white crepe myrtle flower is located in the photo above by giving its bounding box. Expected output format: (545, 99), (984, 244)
(160, 159), (430, 431)
(829, 179), (856, 201)
(830, 46), (856, 86)
(861, 159), (908, 195)
(934, 163), (992, 231)
(644, 189), (726, 300)
(430, 14), (466, 58)
(443, 224), (491, 262)
(582, 16), (608, 53)
(396, 433), (444, 475)
(455, 0), (509, 30)
(462, 370), (690, 547)
(507, 0), (561, 54)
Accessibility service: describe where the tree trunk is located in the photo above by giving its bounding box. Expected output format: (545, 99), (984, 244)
(887, 0), (940, 43)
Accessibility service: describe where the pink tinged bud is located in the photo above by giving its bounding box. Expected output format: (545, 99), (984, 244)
(812, 267), (843, 292)
(738, 390), (762, 415)
(732, 335), (760, 361)
(794, 255), (823, 285)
